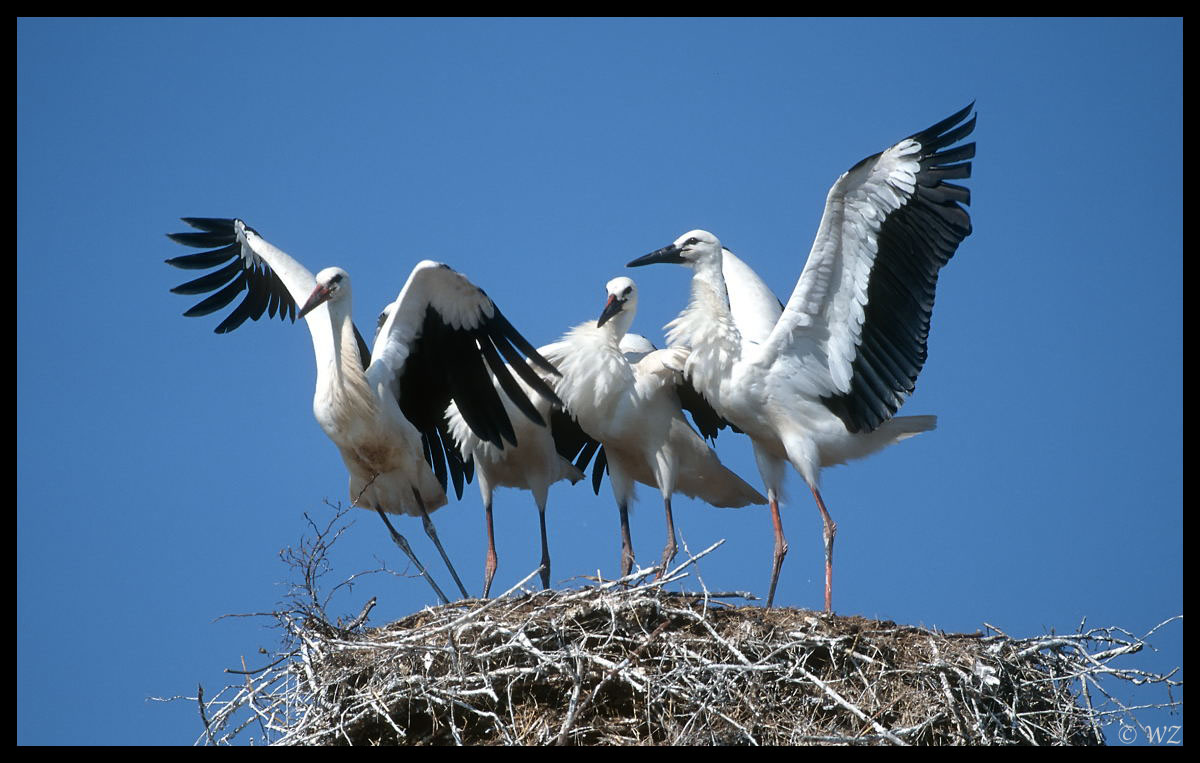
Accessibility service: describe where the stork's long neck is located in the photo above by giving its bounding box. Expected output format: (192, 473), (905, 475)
(608, 305), (635, 344)
(665, 256), (742, 400)
(311, 302), (376, 433)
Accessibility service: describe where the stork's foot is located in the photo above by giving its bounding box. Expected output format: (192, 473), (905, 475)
(656, 539), (678, 580)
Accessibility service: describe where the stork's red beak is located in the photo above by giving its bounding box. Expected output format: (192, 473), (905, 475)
(298, 283), (331, 319)
(597, 294), (625, 328)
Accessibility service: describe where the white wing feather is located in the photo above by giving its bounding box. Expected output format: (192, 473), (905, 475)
(766, 138), (924, 397)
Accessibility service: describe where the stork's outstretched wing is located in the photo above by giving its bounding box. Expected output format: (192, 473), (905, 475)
(768, 104), (976, 433)
(166, 218), (374, 364)
(369, 261), (563, 461)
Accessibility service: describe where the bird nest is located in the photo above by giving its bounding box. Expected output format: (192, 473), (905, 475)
(182, 512), (1180, 746)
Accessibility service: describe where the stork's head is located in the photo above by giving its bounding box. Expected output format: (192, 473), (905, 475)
(299, 267), (352, 319)
(596, 276), (638, 335)
(627, 229), (723, 269)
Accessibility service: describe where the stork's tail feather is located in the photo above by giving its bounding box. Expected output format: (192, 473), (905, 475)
(820, 415), (938, 468)
(880, 415), (937, 440)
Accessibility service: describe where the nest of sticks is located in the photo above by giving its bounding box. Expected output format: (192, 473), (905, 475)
(185, 512), (1181, 746)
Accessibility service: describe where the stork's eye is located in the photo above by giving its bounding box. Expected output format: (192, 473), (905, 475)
(684, 237), (700, 247)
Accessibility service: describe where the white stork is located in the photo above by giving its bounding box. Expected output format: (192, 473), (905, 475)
(444, 365), (596, 597)
(540, 277), (766, 579)
(165, 218), (560, 604)
(628, 104), (976, 611)
(443, 331), (664, 597)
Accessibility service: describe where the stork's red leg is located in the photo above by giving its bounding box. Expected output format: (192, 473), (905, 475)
(482, 498), (498, 598)
(810, 484), (837, 613)
(618, 501), (635, 578)
(766, 493), (789, 609)
(656, 496), (677, 579)
(414, 488), (471, 599)
(376, 508), (450, 606)
(537, 506), (551, 590)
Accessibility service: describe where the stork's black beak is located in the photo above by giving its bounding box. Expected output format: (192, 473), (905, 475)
(597, 294), (624, 328)
(298, 283), (332, 319)
(627, 243), (684, 267)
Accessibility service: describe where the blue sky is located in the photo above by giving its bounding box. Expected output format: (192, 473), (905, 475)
(18, 18), (1181, 745)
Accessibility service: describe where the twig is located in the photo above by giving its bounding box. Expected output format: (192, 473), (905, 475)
(554, 618), (674, 745)
(343, 596), (377, 631)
